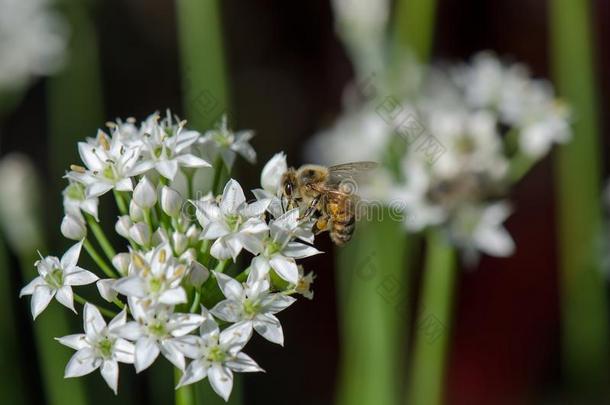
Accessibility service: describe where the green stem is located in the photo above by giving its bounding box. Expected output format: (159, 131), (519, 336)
(189, 291), (201, 313)
(508, 151), (536, 183)
(335, 210), (409, 405)
(85, 215), (116, 262)
(407, 230), (456, 405)
(176, 0), (229, 132)
(0, 236), (27, 404)
(113, 190), (128, 215)
(83, 238), (117, 278)
(550, 0), (609, 397)
(174, 368), (195, 405)
(215, 259), (229, 274)
(211, 155), (226, 195)
(73, 293), (118, 318)
(391, 0), (438, 63)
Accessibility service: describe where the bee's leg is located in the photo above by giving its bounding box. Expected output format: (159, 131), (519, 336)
(299, 195), (320, 220)
(314, 214), (329, 234)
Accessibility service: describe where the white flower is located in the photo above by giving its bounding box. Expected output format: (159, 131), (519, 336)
(67, 131), (152, 198)
(176, 310), (262, 400)
(518, 99), (571, 158)
(63, 180), (99, 221)
(20, 241), (98, 319)
(295, 266), (316, 300)
(57, 304), (134, 394)
(211, 272), (295, 345)
(194, 179), (269, 261)
(199, 116), (256, 168)
(249, 209), (321, 285)
(60, 214), (87, 240)
(306, 108), (392, 164)
(0, 0), (67, 91)
(113, 245), (187, 306)
(133, 176), (157, 209)
(139, 112), (211, 181)
(260, 152), (287, 195)
(115, 298), (204, 372)
(448, 202), (515, 263)
(252, 152), (288, 219)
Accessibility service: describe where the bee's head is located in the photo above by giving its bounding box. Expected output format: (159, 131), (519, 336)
(280, 170), (297, 199)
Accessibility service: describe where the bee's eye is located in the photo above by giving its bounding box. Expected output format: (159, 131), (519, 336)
(284, 182), (293, 196)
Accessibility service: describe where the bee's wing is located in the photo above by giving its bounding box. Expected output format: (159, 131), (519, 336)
(327, 161), (378, 185)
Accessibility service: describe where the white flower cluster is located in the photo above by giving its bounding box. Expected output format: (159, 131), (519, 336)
(0, 0), (67, 91)
(307, 52), (571, 262)
(20, 112), (320, 400)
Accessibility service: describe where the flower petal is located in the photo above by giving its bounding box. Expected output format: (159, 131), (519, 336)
(113, 276), (147, 298)
(65, 348), (101, 378)
(211, 299), (242, 323)
(226, 352), (263, 373)
(220, 321), (253, 354)
(65, 268), (99, 286)
(61, 240), (83, 269)
(177, 359), (208, 388)
(160, 340), (185, 370)
(214, 272), (243, 301)
(269, 255), (299, 285)
(31, 285), (55, 319)
(260, 294), (296, 314)
(84, 303), (107, 338)
(101, 360), (119, 394)
(158, 287), (188, 305)
(253, 313), (284, 345)
(220, 179), (246, 214)
(134, 337), (160, 373)
(56, 286), (76, 313)
(20, 276), (44, 297)
(208, 363), (234, 402)
(56, 334), (88, 350)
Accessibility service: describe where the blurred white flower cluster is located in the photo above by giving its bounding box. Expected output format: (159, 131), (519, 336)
(0, 0), (67, 91)
(20, 112), (320, 400)
(308, 52), (571, 262)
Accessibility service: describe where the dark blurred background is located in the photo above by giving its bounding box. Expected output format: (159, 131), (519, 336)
(1, 1), (609, 404)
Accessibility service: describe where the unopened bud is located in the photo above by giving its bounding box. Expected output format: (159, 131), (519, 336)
(129, 199), (144, 222)
(112, 253), (131, 275)
(129, 222), (151, 246)
(161, 186), (183, 217)
(172, 231), (188, 256)
(115, 215), (132, 239)
(61, 214), (86, 240)
(133, 176), (157, 209)
(188, 261), (209, 287)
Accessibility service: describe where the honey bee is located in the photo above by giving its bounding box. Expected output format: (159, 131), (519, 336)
(280, 161), (377, 246)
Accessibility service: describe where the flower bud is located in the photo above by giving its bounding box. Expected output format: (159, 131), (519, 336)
(172, 231), (188, 256)
(185, 224), (201, 245)
(133, 176), (157, 209)
(187, 261), (209, 287)
(115, 215), (132, 239)
(129, 199), (144, 222)
(152, 227), (169, 246)
(161, 186), (183, 217)
(112, 252), (131, 275)
(129, 222), (151, 247)
(181, 248), (197, 263)
(60, 214), (86, 240)
(96, 279), (118, 303)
